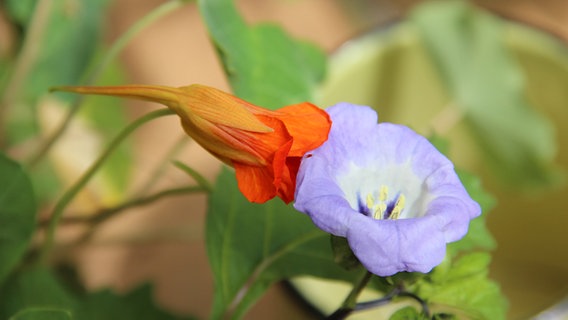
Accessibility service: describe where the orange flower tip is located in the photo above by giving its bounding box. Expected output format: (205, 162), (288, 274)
(48, 84), (182, 105)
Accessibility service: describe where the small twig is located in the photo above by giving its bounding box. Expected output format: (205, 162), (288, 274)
(326, 271), (373, 320)
(327, 284), (431, 319)
(172, 160), (214, 192)
(398, 291), (430, 317)
(39, 184), (207, 227)
(353, 287), (401, 312)
(75, 185), (207, 245)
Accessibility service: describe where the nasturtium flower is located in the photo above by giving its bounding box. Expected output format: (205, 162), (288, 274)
(294, 103), (480, 276)
(53, 84), (331, 203)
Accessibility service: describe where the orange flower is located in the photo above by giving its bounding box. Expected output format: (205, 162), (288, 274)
(52, 84), (331, 203)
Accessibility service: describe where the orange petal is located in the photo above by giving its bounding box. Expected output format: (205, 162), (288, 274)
(233, 138), (293, 203)
(275, 102), (331, 156)
(234, 163), (277, 203)
(276, 156), (302, 203)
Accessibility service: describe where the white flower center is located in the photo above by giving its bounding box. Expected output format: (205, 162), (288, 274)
(337, 161), (432, 220)
(365, 186), (405, 220)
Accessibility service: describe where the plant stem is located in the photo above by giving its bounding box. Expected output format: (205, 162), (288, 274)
(75, 184), (207, 244)
(26, 0), (189, 168)
(398, 291), (430, 317)
(326, 271), (373, 320)
(97, 185), (204, 223)
(39, 184), (208, 227)
(0, 0), (54, 147)
(353, 287), (400, 312)
(173, 160), (213, 193)
(38, 108), (174, 264)
(353, 289), (430, 317)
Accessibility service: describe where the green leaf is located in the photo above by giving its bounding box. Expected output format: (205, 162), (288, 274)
(1, 268), (194, 320)
(0, 153), (37, 285)
(74, 285), (194, 320)
(4, 0), (37, 26)
(331, 235), (361, 271)
(198, 0), (326, 109)
(206, 168), (355, 320)
(411, 0), (560, 187)
(0, 268), (76, 320)
(9, 308), (72, 320)
(389, 306), (428, 320)
(7, 0), (111, 145)
(26, 0), (110, 99)
(447, 170), (496, 255)
(416, 252), (508, 320)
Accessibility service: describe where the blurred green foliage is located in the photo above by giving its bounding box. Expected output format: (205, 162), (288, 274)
(5, 0), (561, 318)
(411, 0), (561, 187)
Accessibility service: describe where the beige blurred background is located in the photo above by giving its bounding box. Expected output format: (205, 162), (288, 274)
(58, 0), (568, 319)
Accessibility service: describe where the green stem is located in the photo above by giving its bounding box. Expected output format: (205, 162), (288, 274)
(75, 184), (207, 245)
(326, 271), (373, 320)
(39, 184), (208, 227)
(0, 0), (54, 147)
(173, 160), (213, 193)
(38, 108), (174, 264)
(26, 0), (189, 168)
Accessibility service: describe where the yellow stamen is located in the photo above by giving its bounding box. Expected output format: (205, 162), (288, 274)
(366, 194), (374, 210)
(366, 185), (390, 220)
(375, 202), (387, 220)
(389, 194), (406, 220)
(379, 185), (388, 201)
(365, 186), (405, 220)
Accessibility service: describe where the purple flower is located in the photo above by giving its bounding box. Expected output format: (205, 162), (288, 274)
(294, 103), (480, 276)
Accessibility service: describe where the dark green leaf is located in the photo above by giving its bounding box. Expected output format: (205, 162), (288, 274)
(206, 168), (355, 320)
(75, 284), (194, 320)
(416, 252), (508, 320)
(25, 0), (110, 99)
(0, 268), (76, 320)
(9, 308), (72, 320)
(0, 153), (37, 285)
(411, 0), (560, 187)
(198, 0), (326, 109)
(4, 0), (37, 26)
(1, 268), (194, 320)
(331, 235), (361, 271)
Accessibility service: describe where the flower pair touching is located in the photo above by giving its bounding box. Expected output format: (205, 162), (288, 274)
(55, 84), (479, 276)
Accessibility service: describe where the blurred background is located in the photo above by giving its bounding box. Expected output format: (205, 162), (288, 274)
(2, 0), (568, 319)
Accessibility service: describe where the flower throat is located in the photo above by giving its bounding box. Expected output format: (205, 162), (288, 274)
(362, 185), (406, 220)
